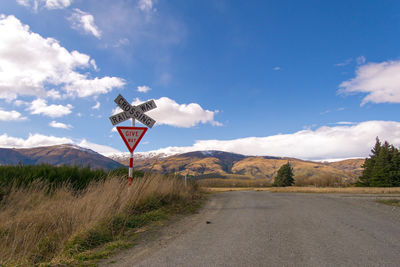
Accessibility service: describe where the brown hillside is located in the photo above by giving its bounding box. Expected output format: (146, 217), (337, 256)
(327, 158), (365, 175)
(125, 151), (363, 184)
(14, 144), (123, 169)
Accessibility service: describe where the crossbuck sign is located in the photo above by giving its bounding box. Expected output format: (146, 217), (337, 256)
(109, 94), (157, 128)
(109, 94), (157, 185)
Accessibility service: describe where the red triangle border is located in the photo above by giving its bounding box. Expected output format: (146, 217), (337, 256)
(116, 126), (148, 153)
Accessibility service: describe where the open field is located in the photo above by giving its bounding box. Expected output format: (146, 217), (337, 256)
(197, 173), (357, 188)
(205, 186), (400, 194)
(0, 173), (201, 266)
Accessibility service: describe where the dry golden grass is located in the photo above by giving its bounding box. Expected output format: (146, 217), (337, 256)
(0, 173), (198, 266)
(294, 174), (354, 187)
(198, 178), (271, 188)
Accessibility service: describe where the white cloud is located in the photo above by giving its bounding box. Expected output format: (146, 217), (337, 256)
(0, 15), (124, 100)
(92, 101), (100, 109)
(334, 121), (357, 125)
(131, 97), (222, 127)
(49, 120), (72, 129)
(44, 0), (72, 9)
(69, 8), (102, 39)
(273, 67), (281, 71)
(0, 109), (27, 121)
(138, 0), (154, 12)
(78, 139), (122, 155)
(137, 85), (151, 93)
(143, 121), (400, 161)
(113, 38), (130, 48)
(0, 133), (122, 155)
(16, 0), (72, 11)
(335, 58), (352, 67)
(46, 89), (62, 99)
(356, 56), (366, 65)
(0, 133), (73, 148)
(339, 60), (400, 105)
(13, 100), (28, 107)
(63, 75), (125, 98)
(27, 98), (73, 117)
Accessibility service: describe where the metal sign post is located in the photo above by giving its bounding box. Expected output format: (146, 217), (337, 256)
(129, 118), (134, 185)
(111, 94), (157, 185)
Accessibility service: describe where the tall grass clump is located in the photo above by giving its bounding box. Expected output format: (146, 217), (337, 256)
(294, 174), (349, 187)
(0, 172), (200, 266)
(0, 164), (106, 193)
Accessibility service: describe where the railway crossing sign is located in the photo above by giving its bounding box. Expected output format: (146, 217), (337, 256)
(109, 94), (157, 128)
(117, 126), (147, 153)
(109, 94), (158, 185)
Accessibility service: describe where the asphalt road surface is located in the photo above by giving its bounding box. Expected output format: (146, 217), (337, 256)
(104, 191), (400, 266)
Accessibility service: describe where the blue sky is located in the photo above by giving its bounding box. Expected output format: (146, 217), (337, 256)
(1, 0), (400, 160)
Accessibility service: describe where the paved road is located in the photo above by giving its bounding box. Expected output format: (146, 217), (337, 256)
(105, 191), (400, 266)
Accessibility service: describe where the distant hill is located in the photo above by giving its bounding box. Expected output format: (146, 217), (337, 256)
(0, 144), (123, 169)
(111, 150), (365, 183)
(0, 145), (365, 181)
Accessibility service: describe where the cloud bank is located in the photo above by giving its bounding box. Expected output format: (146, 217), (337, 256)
(1, 121), (400, 160)
(144, 121), (400, 161)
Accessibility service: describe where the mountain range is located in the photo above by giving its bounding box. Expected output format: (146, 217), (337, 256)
(111, 150), (365, 183)
(0, 144), (365, 183)
(0, 144), (123, 169)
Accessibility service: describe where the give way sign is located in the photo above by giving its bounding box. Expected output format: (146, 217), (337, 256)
(117, 126), (147, 153)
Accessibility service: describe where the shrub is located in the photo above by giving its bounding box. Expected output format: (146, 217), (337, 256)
(273, 162), (294, 187)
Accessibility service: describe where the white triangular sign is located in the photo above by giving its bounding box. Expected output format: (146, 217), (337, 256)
(117, 126), (147, 153)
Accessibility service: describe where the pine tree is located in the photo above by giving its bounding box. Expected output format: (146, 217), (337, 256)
(273, 162), (294, 187)
(370, 142), (391, 187)
(358, 137), (381, 186)
(389, 145), (400, 186)
(358, 137), (400, 187)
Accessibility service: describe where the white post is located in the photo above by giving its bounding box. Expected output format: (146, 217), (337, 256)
(128, 118), (135, 186)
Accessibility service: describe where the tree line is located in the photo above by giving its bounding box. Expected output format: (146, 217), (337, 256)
(358, 137), (400, 187)
(273, 137), (400, 187)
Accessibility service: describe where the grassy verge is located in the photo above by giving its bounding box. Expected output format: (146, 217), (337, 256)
(0, 173), (202, 266)
(377, 199), (400, 207)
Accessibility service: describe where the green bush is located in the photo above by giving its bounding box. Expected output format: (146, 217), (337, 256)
(0, 164), (145, 199)
(273, 162), (295, 187)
